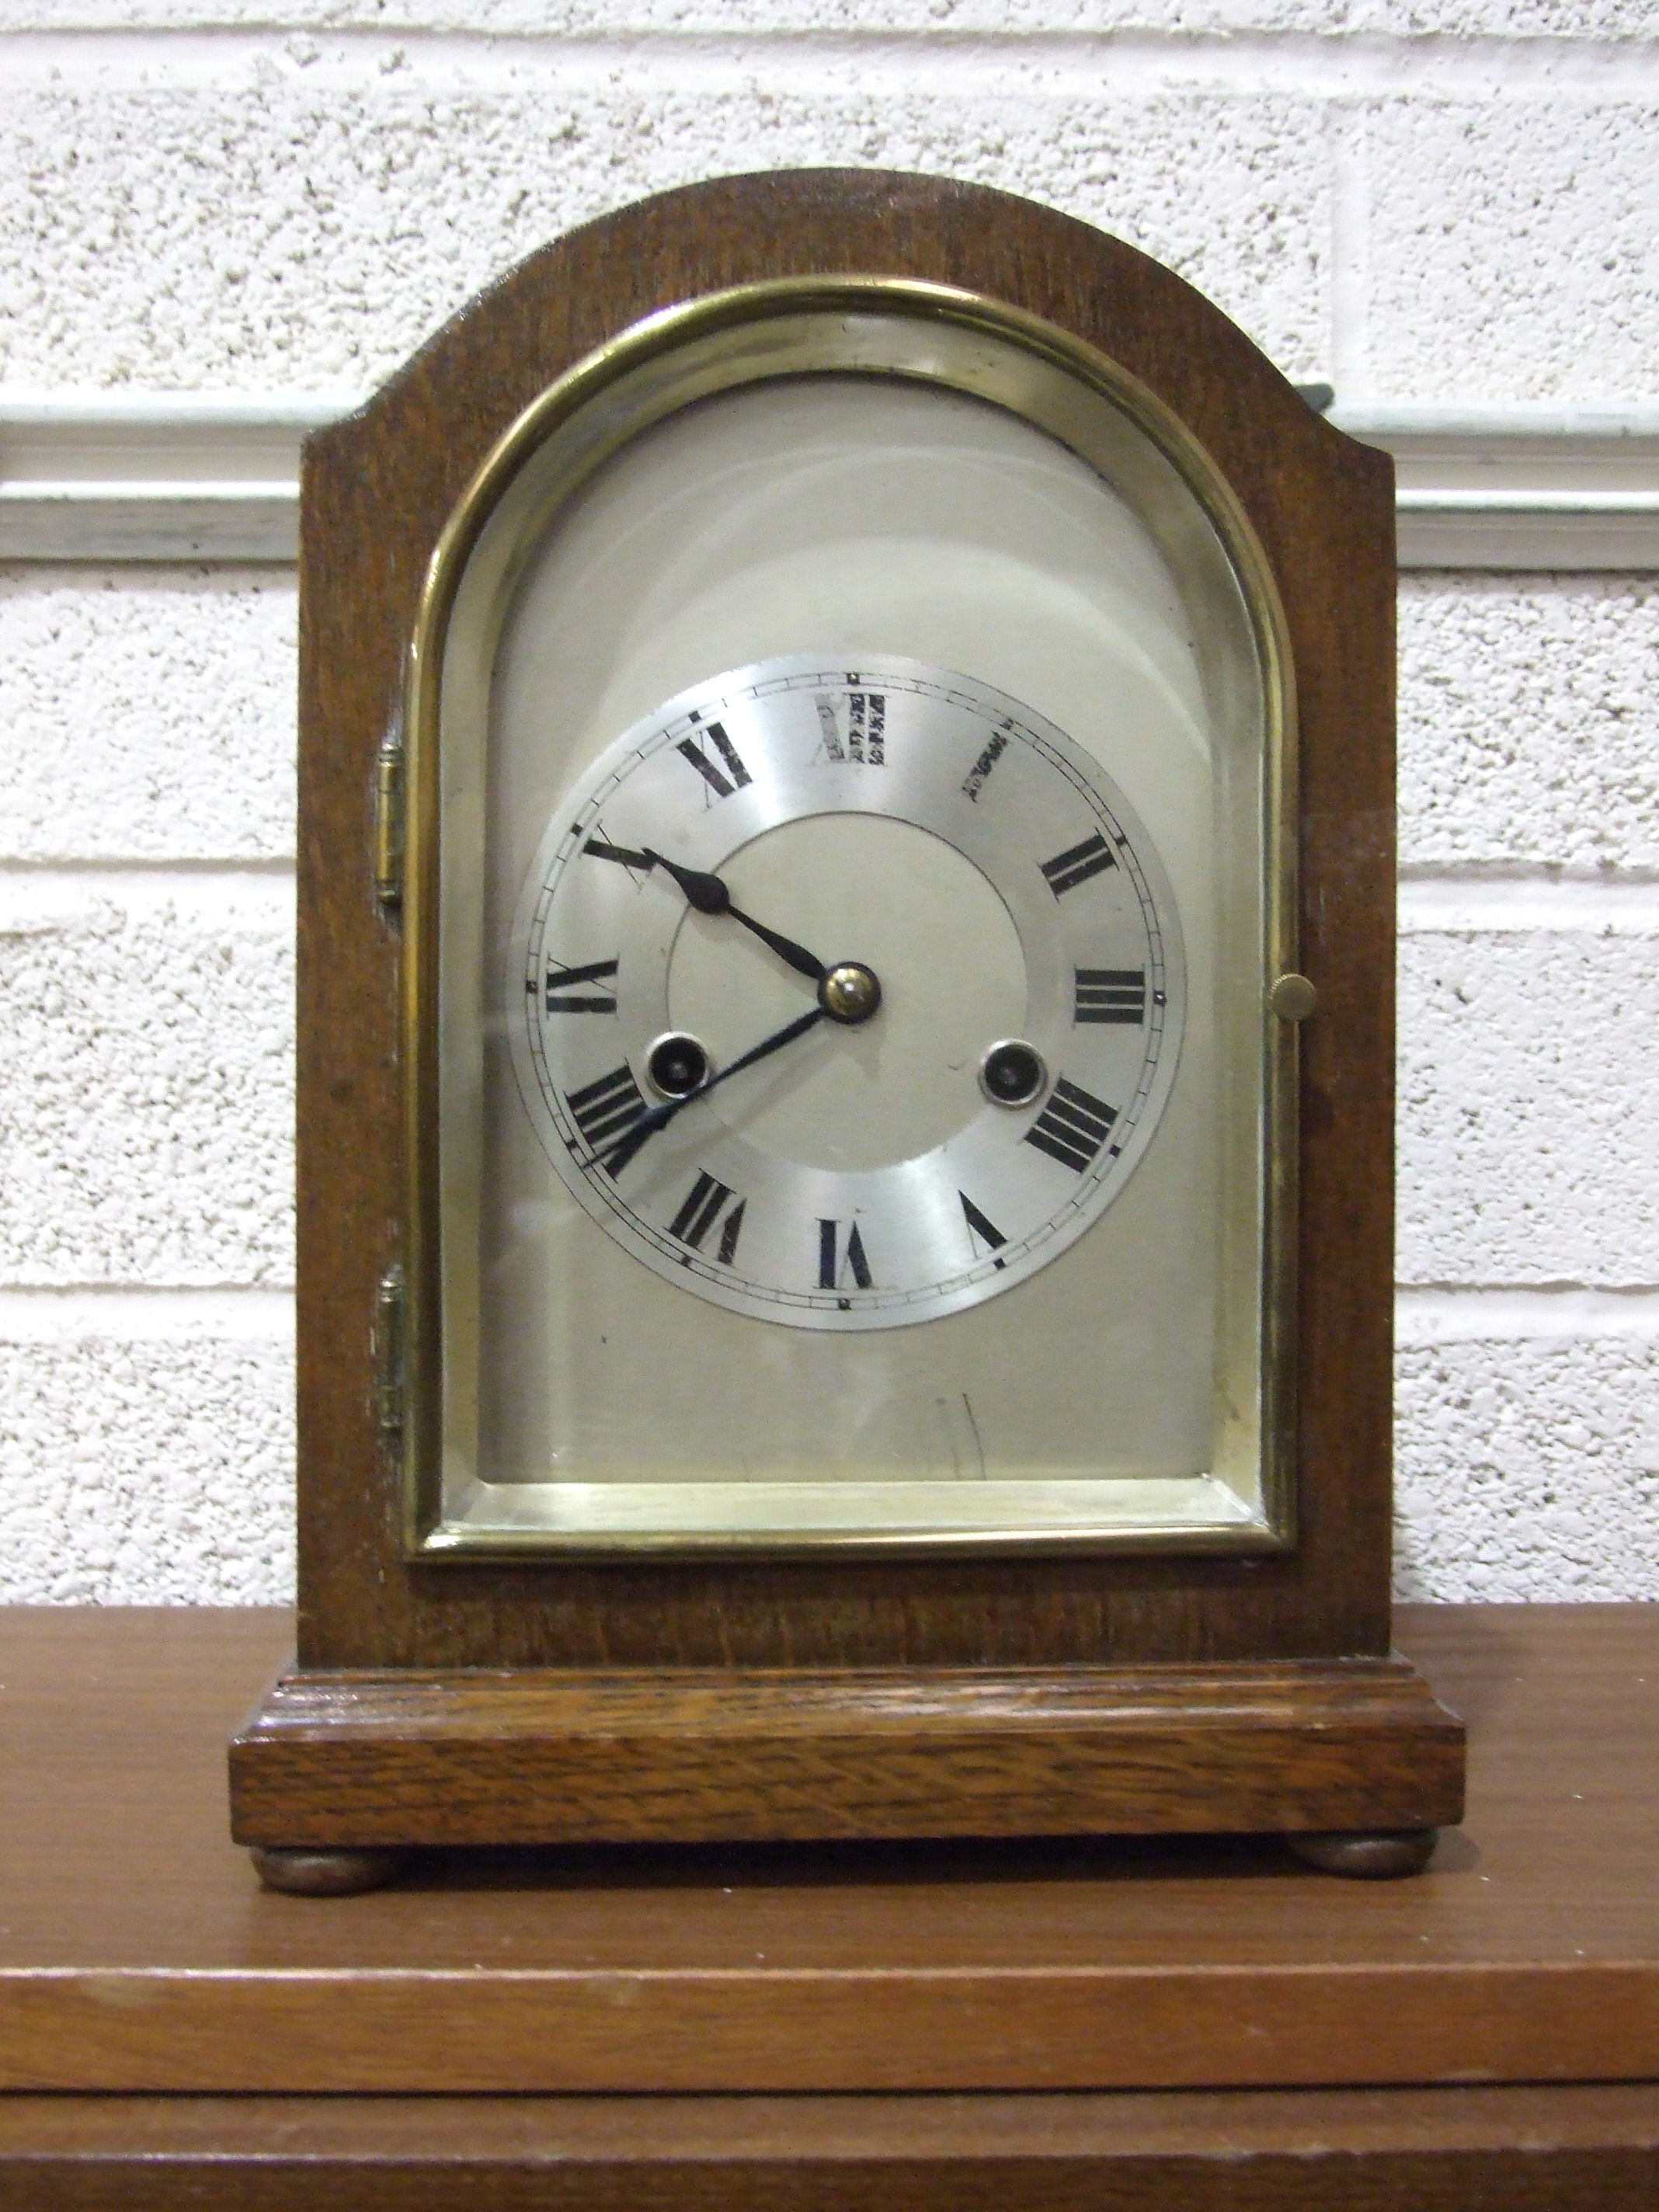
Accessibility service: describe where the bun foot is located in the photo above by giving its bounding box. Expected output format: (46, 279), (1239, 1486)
(249, 1845), (410, 1896)
(1285, 1828), (1438, 1879)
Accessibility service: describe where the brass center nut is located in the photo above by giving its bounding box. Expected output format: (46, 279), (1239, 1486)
(819, 962), (882, 1025)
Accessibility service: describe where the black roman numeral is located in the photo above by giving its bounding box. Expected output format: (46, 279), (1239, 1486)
(1074, 966), (1145, 1024)
(668, 1171), (746, 1266)
(543, 957), (618, 1014)
(814, 694), (844, 761)
(583, 836), (653, 871)
(1041, 832), (1117, 896)
(565, 1062), (649, 1174)
(959, 1191), (1008, 1269)
(818, 1217), (873, 1301)
(814, 689), (886, 766)
(676, 720), (751, 800)
(1023, 1077), (1118, 1173)
(847, 688), (885, 765)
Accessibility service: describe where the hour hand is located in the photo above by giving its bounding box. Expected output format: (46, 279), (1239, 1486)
(640, 848), (729, 916)
(642, 848), (827, 984)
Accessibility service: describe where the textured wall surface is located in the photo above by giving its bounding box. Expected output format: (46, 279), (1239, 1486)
(2, 1), (1656, 1605)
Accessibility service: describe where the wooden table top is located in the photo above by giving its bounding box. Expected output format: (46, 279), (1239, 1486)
(1, 1603), (1654, 2099)
(1, 2082), (1653, 2212)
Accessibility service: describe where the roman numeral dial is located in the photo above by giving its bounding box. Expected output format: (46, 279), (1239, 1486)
(513, 656), (1184, 1330)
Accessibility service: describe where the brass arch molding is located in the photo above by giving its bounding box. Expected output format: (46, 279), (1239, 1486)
(398, 273), (1299, 1560)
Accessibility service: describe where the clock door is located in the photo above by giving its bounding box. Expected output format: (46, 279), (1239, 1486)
(410, 290), (1295, 1556)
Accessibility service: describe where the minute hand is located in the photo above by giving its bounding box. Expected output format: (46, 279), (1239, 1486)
(642, 848), (826, 984)
(581, 1005), (826, 1176)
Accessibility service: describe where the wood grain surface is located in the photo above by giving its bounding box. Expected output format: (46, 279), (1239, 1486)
(2, 1604), (1650, 2095)
(228, 1653), (1464, 1845)
(2, 2086), (1654, 2212)
(296, 169), (1400, 1676)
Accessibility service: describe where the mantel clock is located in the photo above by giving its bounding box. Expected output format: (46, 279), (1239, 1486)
(229, 170), (1464, 1892)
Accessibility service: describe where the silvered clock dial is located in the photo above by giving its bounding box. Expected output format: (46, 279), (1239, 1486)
(510, 656), (1184, 1330)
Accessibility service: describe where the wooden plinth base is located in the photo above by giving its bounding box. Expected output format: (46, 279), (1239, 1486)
(230, 1654), (1464, 1856)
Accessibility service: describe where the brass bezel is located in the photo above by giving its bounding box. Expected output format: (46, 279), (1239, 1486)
(398, 276), (1299, 1560)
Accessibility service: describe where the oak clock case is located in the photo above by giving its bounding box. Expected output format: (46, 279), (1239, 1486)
(231, 172), (1464, 1894)
(415, 289), (1289, 1556)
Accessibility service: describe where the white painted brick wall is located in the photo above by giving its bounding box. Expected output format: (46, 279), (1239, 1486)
(0, 1328), (295, 1602)
(2, 1), (1656, 1605)
(1395, 1334), (1659, 1602)
(1, 6), (1652, 30)
(0, 77), (1330, 387)
(1399, 927), (1659, 1286)
(0, 889), (294, 1285)
(1362, 96), (1658, 402)
(1398, 578), (1658, 875)
(0, 569), (296, 860)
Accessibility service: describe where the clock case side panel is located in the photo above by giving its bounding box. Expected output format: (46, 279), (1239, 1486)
(290, 170), (1399, 1678)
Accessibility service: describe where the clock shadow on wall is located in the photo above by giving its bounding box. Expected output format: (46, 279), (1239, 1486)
(229, 169), (1464, 1894)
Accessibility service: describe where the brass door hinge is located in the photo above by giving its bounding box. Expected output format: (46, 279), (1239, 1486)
(374, 719), (405, 909)
(374, 1263), (406, 1442)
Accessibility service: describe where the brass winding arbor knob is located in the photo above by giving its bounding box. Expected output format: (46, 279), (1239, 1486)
(1270, 972), (1317, 1021)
